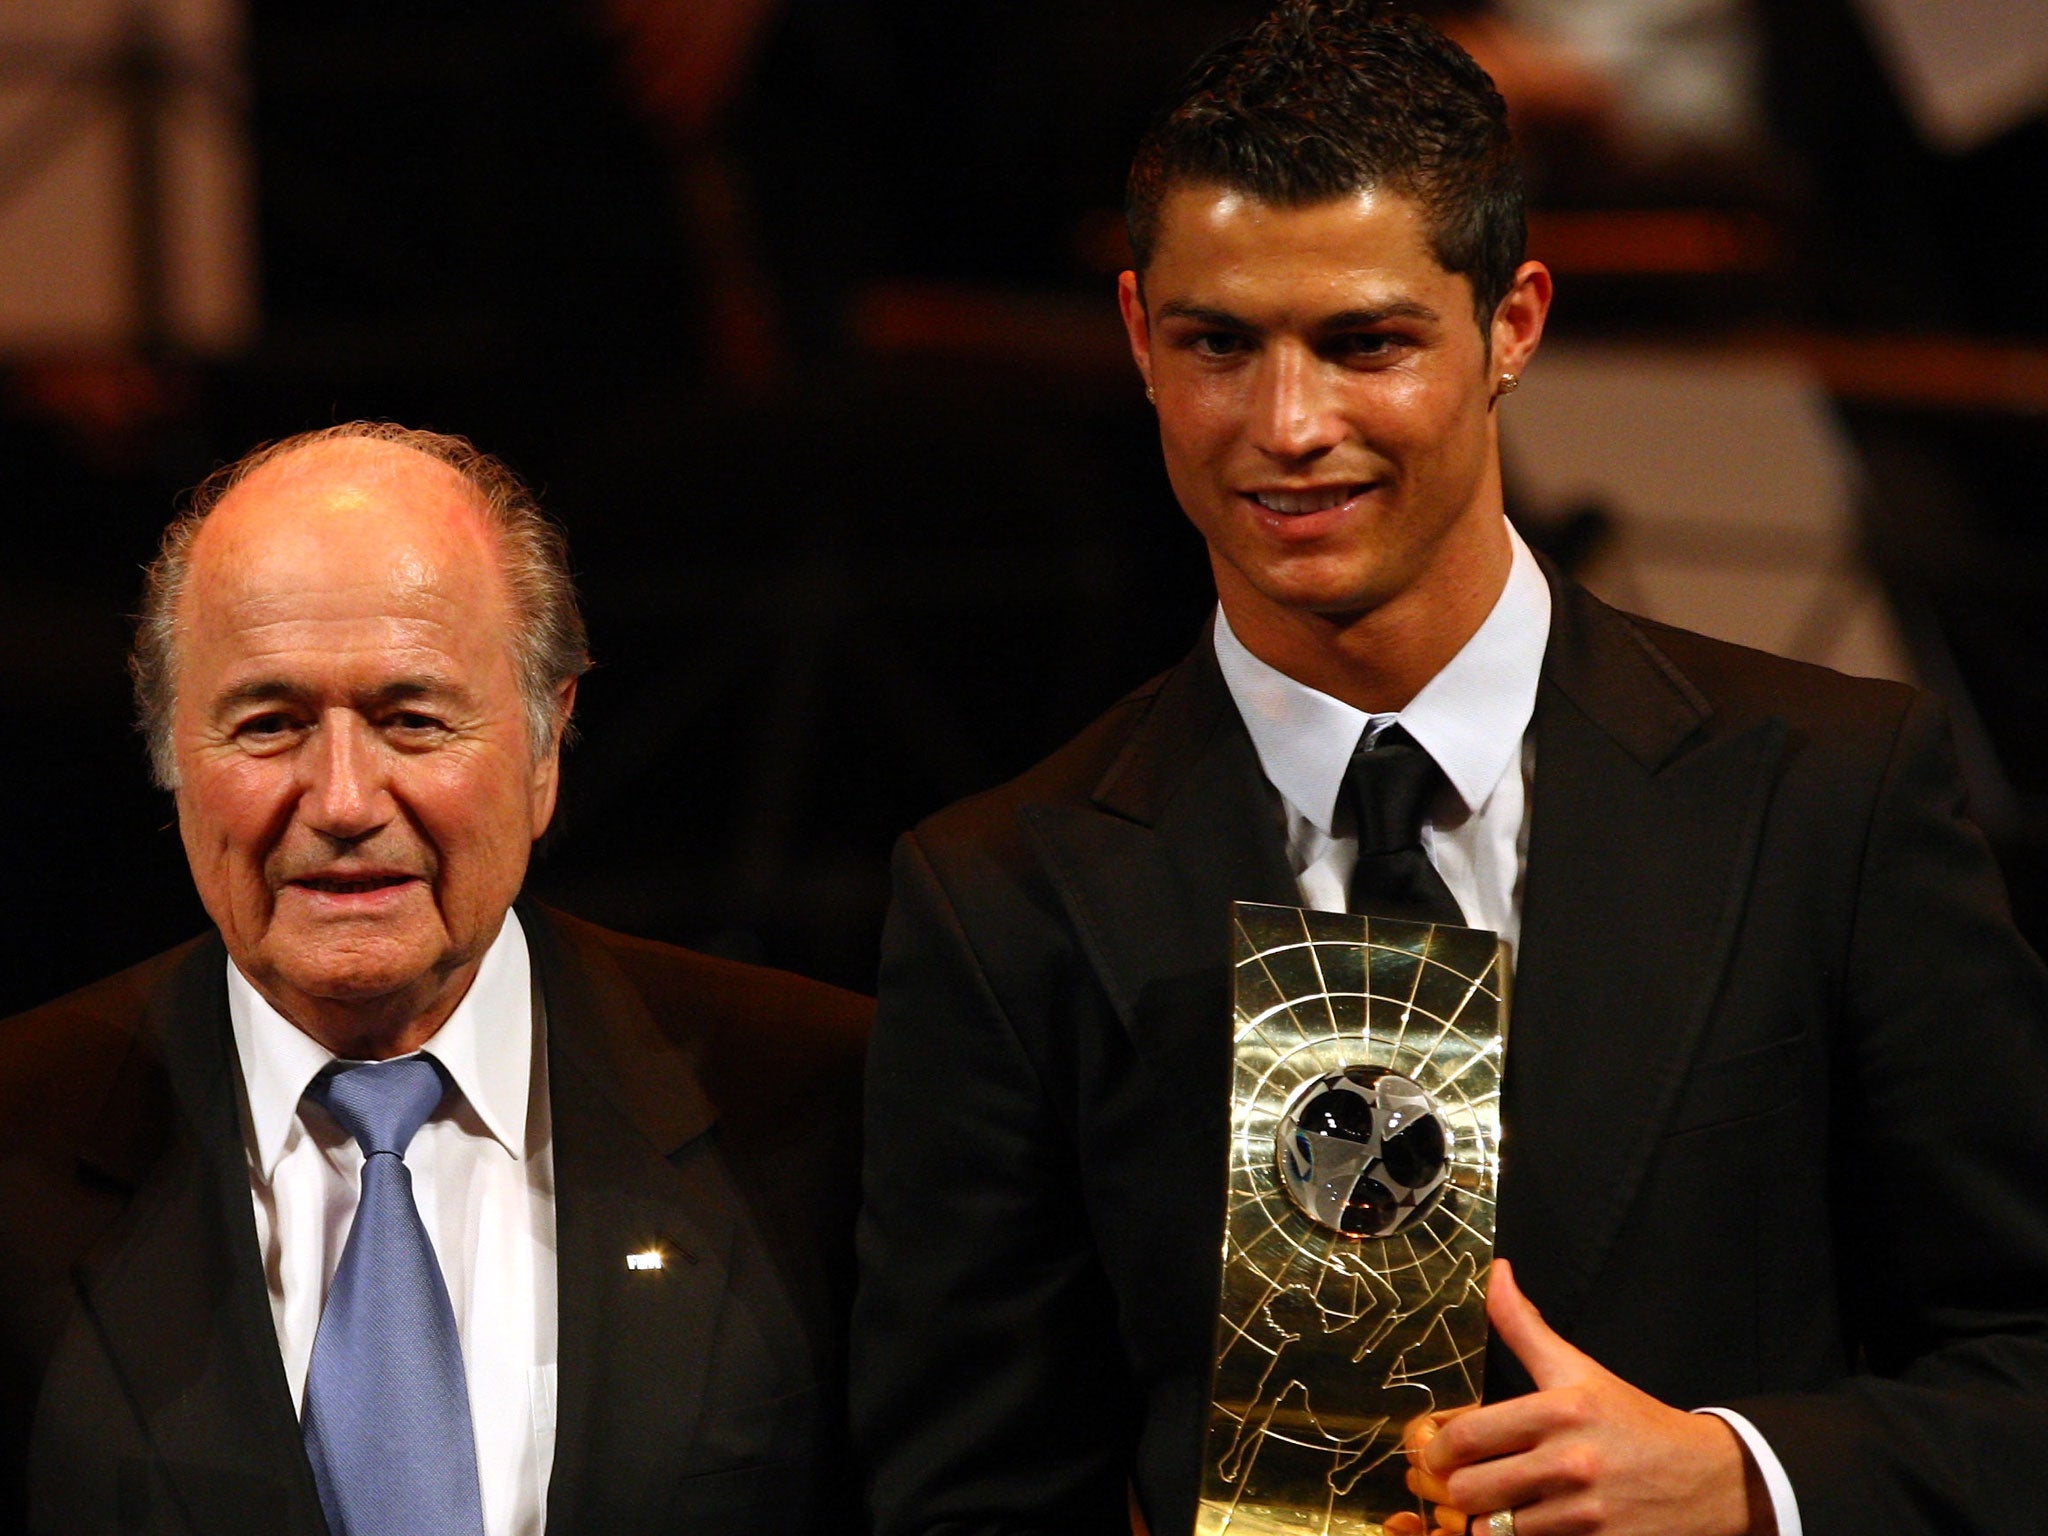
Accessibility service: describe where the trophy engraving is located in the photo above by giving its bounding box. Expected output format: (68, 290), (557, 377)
(1198, 902), (1510, 1536)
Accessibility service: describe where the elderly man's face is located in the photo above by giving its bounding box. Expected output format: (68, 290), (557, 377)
(171, 441), (561, 1050)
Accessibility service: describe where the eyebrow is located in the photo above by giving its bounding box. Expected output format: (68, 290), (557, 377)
(362, 678), (468, 708)
(1321, 302), (1441, 327)
(1155, 299), (1442, 329)
(209, 680), (306, 715)
(210, 676), (470, 715)
(1156, 301), (1253, 329)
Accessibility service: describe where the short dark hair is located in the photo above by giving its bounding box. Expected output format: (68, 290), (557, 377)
(1126, 0), (1524, 326)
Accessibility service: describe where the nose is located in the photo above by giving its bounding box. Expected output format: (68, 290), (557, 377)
(1248, 342), (1343, 464)
(299, 713), (390, 843)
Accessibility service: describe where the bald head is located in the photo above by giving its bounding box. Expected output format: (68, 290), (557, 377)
(187, 438), (512, 667)
(133, 423), (589, 790)
(204, 435), (493, 558)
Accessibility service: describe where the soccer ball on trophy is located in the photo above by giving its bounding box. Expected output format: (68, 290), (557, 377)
(1276, 1066), (1450, 1238)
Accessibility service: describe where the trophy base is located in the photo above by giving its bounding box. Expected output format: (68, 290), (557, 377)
(1196, 1500), (1411, 1536)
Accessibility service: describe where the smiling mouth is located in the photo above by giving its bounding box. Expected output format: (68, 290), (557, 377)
(1247, 484), (1370, 514)
(292, 875), (418, 895)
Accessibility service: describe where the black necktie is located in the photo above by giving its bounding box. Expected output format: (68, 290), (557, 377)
(1343, 723), (1466, 925)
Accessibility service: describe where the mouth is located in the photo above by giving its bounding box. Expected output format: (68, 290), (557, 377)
(287, 873), (422, 897)
(1239, 482), (1379, 539)
(1246, 484), (1370, 516)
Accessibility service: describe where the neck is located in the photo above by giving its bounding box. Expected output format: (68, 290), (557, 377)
(1219, 515), (1514, 714)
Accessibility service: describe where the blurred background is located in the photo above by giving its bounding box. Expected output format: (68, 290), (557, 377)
(4, 0), (2046, 1010)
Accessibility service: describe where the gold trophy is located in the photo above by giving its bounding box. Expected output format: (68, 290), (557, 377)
(1197, 902), (1510, 1536)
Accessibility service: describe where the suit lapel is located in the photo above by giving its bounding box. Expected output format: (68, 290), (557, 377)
(1022, 639), (1298, 1061)
(1029, 600), (1784, 1388)
(68, 936), (327, 1535)
(65, 912), (749, 1536)
(526, 908), (751, 1534)
(1500, 579), (1785, 1341)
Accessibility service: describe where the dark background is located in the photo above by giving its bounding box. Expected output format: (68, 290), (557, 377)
(4, 0), (2046, 1012)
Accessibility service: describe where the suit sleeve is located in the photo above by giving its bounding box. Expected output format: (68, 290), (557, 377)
(1732, 690), (2048, 1532)
(852, 831), (1136, 1536)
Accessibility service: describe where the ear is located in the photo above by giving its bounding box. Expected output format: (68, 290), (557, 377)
(1117, 269), (1154, 396)
(529, 676), (578, 838)
(1489, 259), (1552, 380)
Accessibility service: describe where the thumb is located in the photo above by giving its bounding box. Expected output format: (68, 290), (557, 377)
(1487, 1258), (1592, 1390)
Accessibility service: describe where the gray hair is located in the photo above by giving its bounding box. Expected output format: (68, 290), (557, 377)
(132, 422), (592, 789)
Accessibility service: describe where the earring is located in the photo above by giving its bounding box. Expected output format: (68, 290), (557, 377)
(1496, 371), (1520, 396)
(1145, 383), (1157, 404)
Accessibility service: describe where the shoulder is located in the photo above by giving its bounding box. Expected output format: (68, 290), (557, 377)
(1558, 592), (1974, 898)
(1553, 577), (1925, 767)
(1628, 614), (1945, 821)
(1636, 613), (1917, 739)
(909, 663), (1177, 869)
(0, 941), (201, 1157)
(529, 905), (870, 1102)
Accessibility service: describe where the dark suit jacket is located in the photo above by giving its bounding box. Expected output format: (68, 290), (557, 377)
(0, 902), (871, 1536)
(852, 574), (2048, 1536)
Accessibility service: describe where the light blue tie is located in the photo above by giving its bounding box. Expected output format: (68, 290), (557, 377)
(301, 1055), (487, 1536)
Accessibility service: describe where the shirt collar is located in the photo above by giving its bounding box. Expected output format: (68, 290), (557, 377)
(226, 908), (535, 1177)
(1213, 522), (1552, 832)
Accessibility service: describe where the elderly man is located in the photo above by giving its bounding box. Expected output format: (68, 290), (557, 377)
(852, 4), (2048, 1535)
(0, 424), (868, 1536)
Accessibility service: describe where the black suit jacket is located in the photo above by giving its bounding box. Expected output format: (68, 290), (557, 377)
(852, 574), (2048, 1536)
(0, 902), (871, 1536)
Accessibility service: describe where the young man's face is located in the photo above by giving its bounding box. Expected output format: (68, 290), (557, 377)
(1119, 185), (1547, 647)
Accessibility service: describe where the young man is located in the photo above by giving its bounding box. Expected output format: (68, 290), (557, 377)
(853, 5), (2048, 1535)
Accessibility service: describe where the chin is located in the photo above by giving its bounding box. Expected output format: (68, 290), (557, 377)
(277, 939), (442, 1006)
(1252, 567), (1396, 620)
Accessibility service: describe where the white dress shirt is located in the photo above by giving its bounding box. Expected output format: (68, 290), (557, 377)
(1213, 522), (1803, 1536)
(1213, 522), (1549, 949)
(227, 910), (558, 1536)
